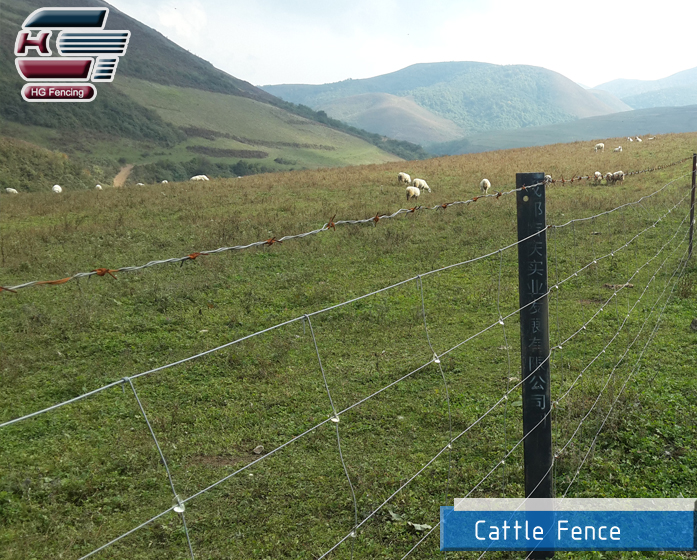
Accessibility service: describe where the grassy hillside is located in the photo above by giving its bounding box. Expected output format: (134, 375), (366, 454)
(0, 137), (110, 193)
(317, 92), (465, 143)
(263, 62), (625, 139)
(0, 0), (426, 180)
(430, 105), (697, 155)
(1, 133), (696, 559)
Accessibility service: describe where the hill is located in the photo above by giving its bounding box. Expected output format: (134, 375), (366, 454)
(0, 0), (426, 187)
(429, 105), (697, 155)
(595, 66), (697, 109)
(263, 62), (628, 142)
(316, 92), (465, 143)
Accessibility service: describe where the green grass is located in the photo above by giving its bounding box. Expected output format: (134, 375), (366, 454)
(1, 134), (696, 559)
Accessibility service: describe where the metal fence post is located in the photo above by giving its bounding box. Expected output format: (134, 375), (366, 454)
(516, 173), (553, 558)
(688, 153), (696, 259)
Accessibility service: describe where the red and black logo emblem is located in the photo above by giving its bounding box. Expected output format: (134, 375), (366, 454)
(15, 8), (130, 102)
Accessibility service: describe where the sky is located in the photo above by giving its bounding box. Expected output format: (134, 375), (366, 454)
(107, 0), (697, 88)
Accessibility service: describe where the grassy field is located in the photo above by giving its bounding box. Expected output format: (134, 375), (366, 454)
(1, 133), (696, 559)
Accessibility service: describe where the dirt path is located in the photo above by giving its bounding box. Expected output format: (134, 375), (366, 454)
(113, 164), (134, 187)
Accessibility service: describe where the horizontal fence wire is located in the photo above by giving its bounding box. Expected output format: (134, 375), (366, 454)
(0, 156), (691, 294)
(9, 179), (685, 560)
(399, 212), (692, 560)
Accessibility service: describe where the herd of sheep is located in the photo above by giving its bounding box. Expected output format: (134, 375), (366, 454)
(4, 175), (212, 195)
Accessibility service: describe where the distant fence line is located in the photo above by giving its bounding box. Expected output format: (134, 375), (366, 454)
(0, 155), (691, 295)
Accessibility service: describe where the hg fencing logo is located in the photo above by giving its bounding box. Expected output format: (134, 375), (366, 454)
(15, 7), (130, 102)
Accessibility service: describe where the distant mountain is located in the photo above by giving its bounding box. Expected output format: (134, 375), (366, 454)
(595, 66), (697, 109)
(263, 62), (627, 143)
(0, 0), (422, 188)
(429, 105), (697, 155)
(316, 93), (465, 143)
(586, 89), (633, 113)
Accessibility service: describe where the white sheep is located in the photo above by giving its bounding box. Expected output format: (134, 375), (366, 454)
(161, 180), (168, 184)
(397, 172), (411, 186)
(412, 178), (431, 192)
(406, 186), (421, 201)
(612, 170), (625, 182)
(613, 146), (622, 152)
(543, 175), (552, 185)
(480, 178), (491, 194)
(636, 136), (642, 142)
(52, 184), (62, 193)
(190, 175), (210, 181)
(628, 137), (633, 142)
(136, 182), (144, 186)
(594, 143), (605, 152)
(95, 184), (102, 190)
(5, 188), (18, 194)
(648, 137), (655, 140)
(593, 171), (603, 183)
(604, 172), (614, 183)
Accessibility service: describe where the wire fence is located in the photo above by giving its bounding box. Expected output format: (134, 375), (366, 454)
(0, 155), (691, 294)
(0, 157), (695, 559)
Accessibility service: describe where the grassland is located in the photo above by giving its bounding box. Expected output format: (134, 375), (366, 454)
(1, 133), (696, 559)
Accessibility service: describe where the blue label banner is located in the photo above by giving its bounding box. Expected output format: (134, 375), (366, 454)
(442, 499), (696, 551)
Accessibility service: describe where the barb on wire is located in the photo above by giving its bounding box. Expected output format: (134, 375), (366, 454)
(2, 157), (690, 294)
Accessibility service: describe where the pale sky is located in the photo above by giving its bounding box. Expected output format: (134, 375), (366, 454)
(107, 0), (696, 88)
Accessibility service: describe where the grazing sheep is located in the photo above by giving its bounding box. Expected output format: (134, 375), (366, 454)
(628, 137), (633, 142)
(52, 184), (62, 193)
(406, 186), (421, 201)
(398, 172), (411, 186)
(648, 137), (655, 140)
(5, 188), (18, 194)
(136, 182), (144, 186)
(190, 174), (210, 181)
(480, 178), (491, 194)
(412, 178), (431, 192)
(593, 171), (603, 183)
(543, 175), (552, 185)
(161, 180), (168, 183)
(95, 184), (102, 190)
(605, 172), (614, 183)
(594, 143), (605, 152)
(613, 146), (622, 152)
(612, 170), (625, 182)
(636, 136), (642, 142)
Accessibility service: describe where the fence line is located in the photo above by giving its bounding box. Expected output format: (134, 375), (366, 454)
(2, 166), (693, 559)
(56, 182), (694, 560)
(1, 156), (691, 294)
(2, 180), (689, 431)
(399, 216), (692, 560)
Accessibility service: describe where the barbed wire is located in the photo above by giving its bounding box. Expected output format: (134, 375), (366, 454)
(0, 156), (691, 294)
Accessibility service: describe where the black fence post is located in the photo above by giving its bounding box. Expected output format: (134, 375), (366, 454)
(516, 173), (553, 558)
(688, 154), (696, 260)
